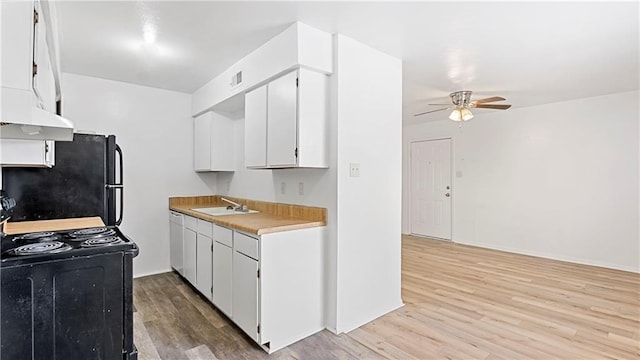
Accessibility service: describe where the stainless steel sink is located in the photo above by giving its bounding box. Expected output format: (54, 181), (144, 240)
(191, 206), (258, 216)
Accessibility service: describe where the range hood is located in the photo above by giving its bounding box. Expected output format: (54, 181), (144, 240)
(1, 107), (74, 141)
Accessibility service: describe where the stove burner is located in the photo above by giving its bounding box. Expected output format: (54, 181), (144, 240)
(69, 227), (114, 238)
(13, 232), (61, 243)
(9, 242), (72, 256)
(81, 236), (124, 247)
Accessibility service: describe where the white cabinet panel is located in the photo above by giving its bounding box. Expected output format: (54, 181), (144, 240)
(184, 215), (197, 231)
(196, 234), (213, 299)
(169, 211), (184, 274)
(267, 71), (298, 167)
(1, 1), (33, 92)
(234, 232), (258, 260)
(33, 0), (56, 112)
(194, 111), (235, 172)
(213, 241), (233, 317)
(233, 250), (259, 342)
(0, 139), (54, 167)
(243, 69), (327, 169)
(244, 85), (268, 168)
(183, 227), (197, 286)
(213, 224), (233, 247)
(197, 219), (213, 238)
(194, 114), (212, 171)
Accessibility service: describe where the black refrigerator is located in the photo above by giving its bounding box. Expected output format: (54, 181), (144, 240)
(2, 133), (124, 226)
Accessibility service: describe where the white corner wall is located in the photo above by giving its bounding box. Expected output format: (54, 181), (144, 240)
(334, 34), (403, 333)
(403, 90), (640, 273)
(61, 73), (217, 277)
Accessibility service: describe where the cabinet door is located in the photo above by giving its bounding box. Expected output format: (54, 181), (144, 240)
(183, 228), (197, 286)
(169, 213), (183, 274)
(0, 139), (54, 167)
(33, 0), (56, 112)
(0, 1), (33, 91)
(233, 251), (259, 342)
(244, 85), (268, 168)
(196, 235), (213, 299)
(212, 241), (233, 317)
(194, 113), (212, 171)
(267, 70), (298, 167)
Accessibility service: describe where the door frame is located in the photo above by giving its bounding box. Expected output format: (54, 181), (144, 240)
(408, 137), (454, 240)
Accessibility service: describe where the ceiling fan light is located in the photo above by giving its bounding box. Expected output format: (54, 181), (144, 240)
(449, 109), (463, 121)
(461, 108), (474, 121)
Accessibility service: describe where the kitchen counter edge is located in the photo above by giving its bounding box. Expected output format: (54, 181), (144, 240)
(169, 205), (326, 236)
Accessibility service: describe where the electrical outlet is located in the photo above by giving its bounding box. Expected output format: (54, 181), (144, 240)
(349, 163), (360, 177)
(298, 182), (304, 195)
(280, 182), (286, 194)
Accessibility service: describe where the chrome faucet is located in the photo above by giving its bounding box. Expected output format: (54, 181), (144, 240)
(221, 197), (248, 212)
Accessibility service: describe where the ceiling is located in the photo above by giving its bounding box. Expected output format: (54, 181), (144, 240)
(55, 1), (639, 124)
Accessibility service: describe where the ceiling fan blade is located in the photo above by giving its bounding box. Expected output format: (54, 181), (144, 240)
(414, 107), (451, 116)
(474, 104), (512, 110)
(472, 96), (506, 104)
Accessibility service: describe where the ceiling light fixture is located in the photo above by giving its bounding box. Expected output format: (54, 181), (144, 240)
(449, 108), (474, 122)
(143, 23), (157, 44)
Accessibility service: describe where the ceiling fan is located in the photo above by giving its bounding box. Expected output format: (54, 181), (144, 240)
(414, 90), (512, 121)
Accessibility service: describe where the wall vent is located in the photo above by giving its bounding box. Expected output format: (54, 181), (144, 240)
(230, 71), (243, 87)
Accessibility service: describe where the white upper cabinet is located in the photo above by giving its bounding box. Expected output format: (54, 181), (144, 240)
(244, 68), (328, 169)
(194, 111), (235, 172)
(0, 139), (55, 168)
(1, 0), (58, 115)
(244, 86), (268, 168)
(267, 71), (298, 167)
(33, 0), (57, 113)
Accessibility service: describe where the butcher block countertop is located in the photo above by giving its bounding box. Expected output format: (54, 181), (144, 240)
(3, 216), (106, 235)
(169, 196), (326, 235)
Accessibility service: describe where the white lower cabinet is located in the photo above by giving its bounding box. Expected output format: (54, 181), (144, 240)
(232, 248), (259, 342)
(169, 211), (184, 275)
(196, 234), (213, 299)
(170, 212), (324, 353)
(182, 227), (197, 286)
(212, 225), (233, 317)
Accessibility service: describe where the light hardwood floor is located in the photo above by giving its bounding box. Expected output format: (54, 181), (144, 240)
(133, 235), (639, 359)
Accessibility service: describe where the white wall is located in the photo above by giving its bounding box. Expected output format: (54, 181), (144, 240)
(61, 73), (217, 277)
(333, 34), (403, 333)
(403, 91), (640, 272)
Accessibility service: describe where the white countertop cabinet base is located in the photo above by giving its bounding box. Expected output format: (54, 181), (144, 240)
(258, 227), (325, 353)
(171, 213), (325, 353)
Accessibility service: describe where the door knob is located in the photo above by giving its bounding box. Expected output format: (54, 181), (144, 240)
(445, 193), (450, 197)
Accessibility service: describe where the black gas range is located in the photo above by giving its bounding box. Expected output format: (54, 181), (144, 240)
(1, 226), (139, 359)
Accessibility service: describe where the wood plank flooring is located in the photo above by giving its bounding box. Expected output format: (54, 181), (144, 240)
(133, 235), (639, 359)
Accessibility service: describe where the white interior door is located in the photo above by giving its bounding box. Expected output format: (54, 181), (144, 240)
(410, 139), (452, 239)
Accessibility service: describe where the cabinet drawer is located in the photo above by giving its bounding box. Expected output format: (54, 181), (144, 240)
(234, 232), (258, 260)
(184, 215), (198, 231)
(213, 225), (233, 247)
(169, 211), (183, 225)
(197, 219), (213, 237)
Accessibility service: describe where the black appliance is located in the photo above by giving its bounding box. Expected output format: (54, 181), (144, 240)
(2, 133), (124, 226)
(0, 226), (139, 359)
(0, 190), (17, 224)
